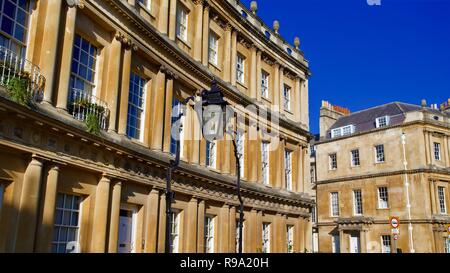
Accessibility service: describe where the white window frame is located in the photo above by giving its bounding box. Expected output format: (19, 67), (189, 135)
(351, 149), (360, 167)
(377, 187), (389, 209)
(208, 32), (219, 65)
(261, 142), (270, 185)
(262, 223), (271, 253)
(236, 54), (245, 84)
(169, 210), (181, 253)
(438, 186), (447, 214)
(329, 153), (337, 170)
(261, 71), (269, 99)
(331, 125), (355, 138)
(0, 0), (32, 57)
(284, 150), (293, 191)
(434, 142), (441, 161)
(375, 144), (385, 163)
(353, 189), (363, 215)
(137, 0), (152, 10)
(283, 85), (291, 111)
(236, 130), (245, 178)
(375, 116), (390, 128)
(127, 72), (147, 141)
(176, 5), (188, 42)
(206, 140), (217, 169)
(52, 193), (82, 253)
(286, 225), (294, 253)
(330, 192), (339, 217)
(381, 235), (391, 253)
(204, 216), (215, 253)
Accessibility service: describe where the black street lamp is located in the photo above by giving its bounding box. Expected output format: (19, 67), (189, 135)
(165, 79), (244, 253)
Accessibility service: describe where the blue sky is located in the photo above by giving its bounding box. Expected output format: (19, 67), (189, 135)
(240, 0), (450, 133)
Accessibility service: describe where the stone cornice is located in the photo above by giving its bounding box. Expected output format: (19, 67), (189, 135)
(314, 119), (450, 145)
(0, 95), (315, 214)
(215, 0), (310, 74)
(315, 168), (450, 185)
(97, 0), (310, 139)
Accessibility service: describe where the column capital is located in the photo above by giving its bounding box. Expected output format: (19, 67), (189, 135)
(225, 23), (234, 32)
(66, 0), (85, 9)
(193, 0), (204, 6)
(159, 65), (178, 80)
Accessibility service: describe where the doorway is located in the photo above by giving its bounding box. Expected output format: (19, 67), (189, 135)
(349, 233), (361, 253)
(118, 205), (137, 253)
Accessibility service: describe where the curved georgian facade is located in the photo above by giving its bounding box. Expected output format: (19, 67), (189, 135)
(0, 0), (313, 253)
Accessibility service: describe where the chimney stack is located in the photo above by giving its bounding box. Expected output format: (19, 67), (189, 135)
(319, 100), (350, 138)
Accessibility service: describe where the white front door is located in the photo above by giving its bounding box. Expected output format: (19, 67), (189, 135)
(118, 208), (136, 253)
(349, 234), (360, 253)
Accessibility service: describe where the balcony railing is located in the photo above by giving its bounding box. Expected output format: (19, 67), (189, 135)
(0, 46), (45, 103)
(68, 88), (109, 131)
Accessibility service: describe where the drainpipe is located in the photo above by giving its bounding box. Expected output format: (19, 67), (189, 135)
(401, 133), (415, 253)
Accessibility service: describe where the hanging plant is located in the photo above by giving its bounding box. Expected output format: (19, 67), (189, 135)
(85, 113), (101, 136)
(6, 76), (31, 106)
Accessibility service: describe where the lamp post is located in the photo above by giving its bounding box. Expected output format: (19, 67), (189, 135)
(165, 79), (244, 253)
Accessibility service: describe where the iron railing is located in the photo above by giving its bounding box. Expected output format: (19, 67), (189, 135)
(0, 45), (45, 102)
(68, 88), (109, 130)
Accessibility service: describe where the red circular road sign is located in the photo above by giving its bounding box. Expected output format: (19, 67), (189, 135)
(447, 224), (450, 234)
(390, 217), (400, 229)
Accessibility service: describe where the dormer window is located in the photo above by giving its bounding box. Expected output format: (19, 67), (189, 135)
(375, 116), (390, 128)
(331, 125), (355, 138)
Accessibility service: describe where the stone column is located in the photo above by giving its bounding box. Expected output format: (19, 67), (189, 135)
(40, 0), (63, 104)
(158, 0), (170, 35)
(193, 0), (203, 62)
(162, 77), (174, 153)
(219, 204), (230, 252)
(15, 155), (44, 252)
(223, 24), (233, 82)
(117, 45), (133, 136)
(442, 135), (449, 166)
(249, 45), (257, 99)
(157, 193), (166, 253)
(304, 219), (312, 253)
(197, 200), (205, 253)
(230, 30), (237, 86)
(149, 68), (167, 150)
(301, 79), (309, 127)
(185, 197), (198, 252)
(256, 210), (263, 252)
(360, 229), (368, 253)
(168, 0), (178, 40)
(273, 62), (280, 109)
(229, 206), (236, 253)
(56, 3), (80, 110)
(144, 189), (160, 253)
(107, 181), (122, 253)
(256, 50), (262, 101)
(248, 209), (257, 253)
(107, 34), (123, 132)
(248, 125), (258, 182)
(201, 4), (210, 66)
(294, 76), (302, 122)
(35, 164), (60, 253)
(297, 146), (304, 193)
(279, 66), (285, 112)
(91, 175), (111, 253)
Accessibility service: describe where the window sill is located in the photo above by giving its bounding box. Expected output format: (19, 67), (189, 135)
(237, 81), (247, 90)
(261, 96), (272, 104)
(208, 61), (222, 72)
(376, 207), (390, 211)
(350, 165), (361, 169)
(176, 36), (191, 49)
(137, 2), (156, 19)
(284, 109), (293, 115)
(374, 161), (386, 165)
